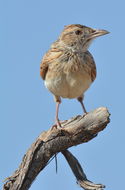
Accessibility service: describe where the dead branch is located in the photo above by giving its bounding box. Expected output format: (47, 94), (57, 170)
(3, 107), (110, 190)
(62, 150), (105, 190)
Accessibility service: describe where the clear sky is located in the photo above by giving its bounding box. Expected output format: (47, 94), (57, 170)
(1, 0), (125, 189)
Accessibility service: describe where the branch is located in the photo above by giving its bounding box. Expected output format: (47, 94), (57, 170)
(62, 150), (105, 190)
(3, 107), (110, 190)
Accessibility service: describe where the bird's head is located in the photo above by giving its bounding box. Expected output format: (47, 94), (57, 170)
(59, 24), (109, 51)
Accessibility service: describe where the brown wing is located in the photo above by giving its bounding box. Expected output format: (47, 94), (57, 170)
(40, 51), (49, 80)
(40, 48), (62, 80)
(85, 51), (97, 82)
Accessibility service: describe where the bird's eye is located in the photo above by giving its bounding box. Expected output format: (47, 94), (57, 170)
(75, 30), (82, 35)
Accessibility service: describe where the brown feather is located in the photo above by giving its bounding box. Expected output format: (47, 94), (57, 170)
(84, 51), (97, 82)
(40, 49), (62, 80)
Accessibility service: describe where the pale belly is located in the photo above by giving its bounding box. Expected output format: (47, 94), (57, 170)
(45, 71), (92, 99)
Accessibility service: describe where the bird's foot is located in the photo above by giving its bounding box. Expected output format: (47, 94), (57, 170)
(51, 120), (71, 136)
(57, 120), (62, 128)
(51, 120), (63, 130)
(82, 112), (88, 117)
(51, 120), (68, 131)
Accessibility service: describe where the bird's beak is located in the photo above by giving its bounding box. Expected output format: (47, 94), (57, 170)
(88, 29), (110, 39)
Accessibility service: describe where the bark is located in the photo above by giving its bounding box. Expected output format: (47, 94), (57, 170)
(3, 107), (110, 190)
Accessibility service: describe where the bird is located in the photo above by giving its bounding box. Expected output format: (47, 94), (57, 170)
(40, 24), (109, 128)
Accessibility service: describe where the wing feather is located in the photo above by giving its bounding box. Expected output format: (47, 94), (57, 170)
(85, 51), (97, 82)
(40, 48), (62, 80)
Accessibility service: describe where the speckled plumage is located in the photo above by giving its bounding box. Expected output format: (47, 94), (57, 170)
(40, 24), (109, 127)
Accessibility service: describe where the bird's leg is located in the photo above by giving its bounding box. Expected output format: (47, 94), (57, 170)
(55, 101), (62, 128)
(53, 95), (62, 128)
(77, 96), (87, 114)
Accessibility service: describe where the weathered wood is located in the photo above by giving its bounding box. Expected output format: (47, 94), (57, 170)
(62, 150), (105, 190)
(3, 107), (110, 190)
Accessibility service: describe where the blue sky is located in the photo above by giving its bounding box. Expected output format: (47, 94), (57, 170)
(1, 0), (125, 189)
